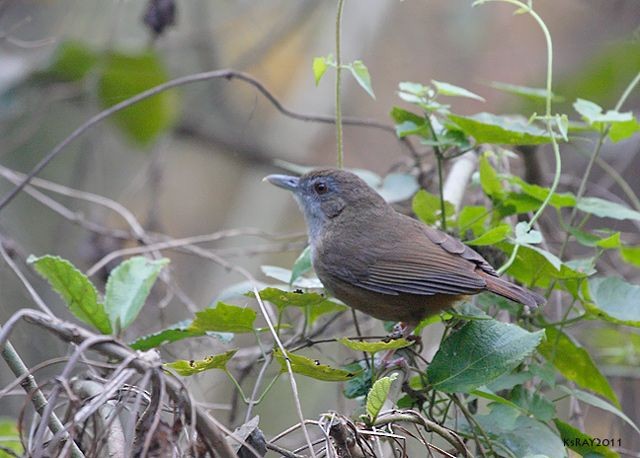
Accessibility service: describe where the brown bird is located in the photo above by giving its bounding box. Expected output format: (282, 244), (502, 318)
(265, 168), (544, 325)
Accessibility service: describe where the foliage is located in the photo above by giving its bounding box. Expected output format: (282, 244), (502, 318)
(3, 1), (640, 456)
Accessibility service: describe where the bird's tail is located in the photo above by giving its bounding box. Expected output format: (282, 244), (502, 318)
(480, 272), (546, 308)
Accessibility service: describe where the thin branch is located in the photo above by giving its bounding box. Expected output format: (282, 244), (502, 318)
(0, 329), (85, 458)
(0, 69), (414, 212)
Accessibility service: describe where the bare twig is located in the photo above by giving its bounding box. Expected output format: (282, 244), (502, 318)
(0, 69), (414, 213)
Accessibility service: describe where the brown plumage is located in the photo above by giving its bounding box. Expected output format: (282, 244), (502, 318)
(266, 168), (545, 325)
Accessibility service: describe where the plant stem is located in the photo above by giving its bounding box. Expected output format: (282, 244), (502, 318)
(424, 114), (447, 230)
(335, 0), (346, 168)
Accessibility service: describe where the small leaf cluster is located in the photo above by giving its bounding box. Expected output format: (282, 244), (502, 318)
(313, 54), (375, 99)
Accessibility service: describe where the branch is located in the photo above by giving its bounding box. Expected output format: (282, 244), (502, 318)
(1, 309), (239, 458)
(0, 69), (415, 213)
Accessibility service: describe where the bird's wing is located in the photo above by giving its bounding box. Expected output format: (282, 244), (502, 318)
(321, 214), (497, 297)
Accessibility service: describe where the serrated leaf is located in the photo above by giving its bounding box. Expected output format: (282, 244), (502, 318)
(312, 56), (328, 86)
(366, 373), (398, 423)
(514, 222), (542, 245)
(337, 337), (413, 354)
(46, 40), (98, 82)
(165, 350), (237, 376)
(584, 277), (640, 327)
(190, 302), (256, 333)
(28, 255), (111, 334)
(489, 81), (562, 101)
(412, 189), (455, 226)
(577, 196), (640, 221)
(465, 224), (511, 246)
(104, 256), (169, 332)
(273, 348), (358, 382)
(538, 327), (619, 407)
(426, 319), (543, 393)
(432, 80), (485, 102)
(449, 113), (554, 145)
(290, 246), (312, 286)
(98, 51), (178, 145)
(249, 288), (346, 324)
(349, 60), (375, 99)
(558, 386), (639, 436)
(553, 419), (619, 458)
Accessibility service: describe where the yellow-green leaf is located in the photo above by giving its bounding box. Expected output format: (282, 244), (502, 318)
(338, 337), (413, 354)
(273, 348), (358, 382)
(165, 350), (237, 376)
(366, 373), (398, 423)
(190, 302), (256, 333)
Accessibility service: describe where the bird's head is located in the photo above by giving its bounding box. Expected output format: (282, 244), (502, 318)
(264, 168), (386, 240)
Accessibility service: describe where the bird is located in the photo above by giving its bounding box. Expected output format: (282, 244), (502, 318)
(265, 168), (544, 325)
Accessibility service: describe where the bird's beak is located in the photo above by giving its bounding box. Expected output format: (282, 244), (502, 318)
(263, 174), (300, 192)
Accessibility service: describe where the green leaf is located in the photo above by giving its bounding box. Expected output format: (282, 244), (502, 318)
(432, 80), (485, 102)
(577, 196), (640, 221)
(0, 417), (23, 457)
(412, 189), (455, 226)
(312, 56), (328, 85)
(514, 221), (542, 245)
(27, 255), (111, 334)
(474, 404), (567, 458)
(251, 288), (347, 324)
(290, 246), (312, 286)
(478, 154), (504, 199)
(273, 348), (358, 382)
(574, 98), (640, 143)
(349, 60), (375, 99)
(595, 232), (621, 249)
(104, 257), (169, 332)
(507, 176), (577, 208)
(338, 337), (413, 354)
(585, 277), (640, 327)
(343, 362), (372, 398)
(558, 386), (640, 437)
(98, 51), (178, 145)
(390, 107), (428, 138)
(165, 350), (237, 376)
(569, 228), (620, 249)
(538, 327), (619, 407)
(553, 419), (619, 458)
(511, 385), (555, 422)
(427, 319), (543, 392)
(190, 302), (256, 333)
(449, 113), (554, 145)
(620, 245), (640, 267)
(366, 373), (398, 423)
(465, 224), (511, 246)
(489, 81), (563, 101)
(503, 242), (587, 288)
(130, 320), (204, 350)
(46, 40), (98, 81)
(457, 205), (489, 235)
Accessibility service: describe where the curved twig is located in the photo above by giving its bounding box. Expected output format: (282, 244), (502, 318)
(0, 69), (415, 213)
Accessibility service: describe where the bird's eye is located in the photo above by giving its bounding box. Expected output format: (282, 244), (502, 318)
(314, 181), (328, 194)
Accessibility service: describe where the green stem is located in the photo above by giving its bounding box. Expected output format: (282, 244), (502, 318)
(335, 0), (345, 168)
(424, 114), (447, 230)
(479, 0), (561, 275)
